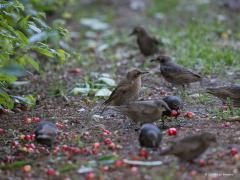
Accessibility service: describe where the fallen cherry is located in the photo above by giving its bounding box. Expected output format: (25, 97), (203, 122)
(11, 140), (19, 148)
(139, 148), (148, 159)
(32, 117), (40, 123)
(47, 169), (56, 176)
(167, 128), (177, 136)
(185, 112), (195, 119)
(101, 165), (109, 172)
(171, 110), (178, 117)
(86, 172), (95, 180)
(198, 159), (205, 167)
(92, 142), (100, 149)
(69, 68), (81, 75)
(131, 166), (138, 173)
(114, 160), (123, 168)
(104, 138), (112, 145)
(231, 148), (238, 156)
(108, 142), (116, 150)
(22, 165), (31, 173)
(0, 128), (5, 135)
(24, 135), (32, 141)
(102, 129), (111, 135)
(55, 122), (64, 129)
(160, 90), (167, 96)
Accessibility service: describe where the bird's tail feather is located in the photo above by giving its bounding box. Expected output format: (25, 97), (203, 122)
(159, 147), (172, 156)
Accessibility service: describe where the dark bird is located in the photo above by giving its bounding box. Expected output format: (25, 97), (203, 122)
(151, 55), (202, 87)
(35, 121), (58, 147)
(139, 123), (162, 148)
(162, 96), (182, 117)
(130, 26), (164, 57)
(107, 100), (171, 126)
(159, 132), (216, 162)
(102, 69), (148, 113)
(206, 85), (240, 107)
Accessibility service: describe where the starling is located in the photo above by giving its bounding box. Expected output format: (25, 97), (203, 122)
(102, 69), (148, 112)
(139, 123), (162, 148)
(159, 132), (216, 161)
(107, 100), (171, 125)
(151, 55), (202, 87)
(35, 121), (58, 147)
(206, 85), (240, 107)
(130, 26), (163, 57)
(162, 96), (182, 117)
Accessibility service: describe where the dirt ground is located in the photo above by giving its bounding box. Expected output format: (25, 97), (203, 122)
(1, 0), (240, 179)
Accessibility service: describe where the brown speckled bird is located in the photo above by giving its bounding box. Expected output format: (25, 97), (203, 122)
(206, 85), (240, 107)
(102, 69), (148, 112)
(159, 132), (216, 162)
(35, 121), (58, 147)
(130, 26), (164, 57)
(108, 100), (171, 125)
(152, 55), (202, 87)
(139, 123), (162, 148)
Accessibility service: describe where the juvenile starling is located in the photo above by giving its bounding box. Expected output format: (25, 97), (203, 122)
(139, 123), (162, 148)
(162, 96), (182, 117)
(35, 121), (58, 147)
(159, 132), (216, 161)
(130, 26), (163, 57)
(206, 85), (240, 107)
(107, 100), (171, 125)
(102, 69), (148, 111)
(151, 55), (202, 87)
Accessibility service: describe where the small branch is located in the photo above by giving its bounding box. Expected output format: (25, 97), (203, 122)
(123, 159), (163, 166)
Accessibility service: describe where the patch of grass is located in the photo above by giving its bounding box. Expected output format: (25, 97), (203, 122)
(0, 161), (29, 170)
(148, 0), (240, 75)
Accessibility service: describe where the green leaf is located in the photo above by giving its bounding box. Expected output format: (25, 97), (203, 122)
(32, 47), (54, 58)
(0, 73), (17, 83)
(27, 57), (39, 71)
(15, 30), (28, 44)
(98, 155), (118, 165)
(0, 92), (14, 109)
(56, 49), (65, 64)
(0, 161), (29, 170)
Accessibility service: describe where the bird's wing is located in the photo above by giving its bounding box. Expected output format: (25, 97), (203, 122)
(162, 63), (201, 79)
(207, 86), (240, 99)
(172, 136), (202, 154)
(103, 83), (129, 105)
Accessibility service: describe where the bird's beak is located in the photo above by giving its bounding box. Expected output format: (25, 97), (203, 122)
(139, 71), (149, 75)
(150, 58), (157, 62)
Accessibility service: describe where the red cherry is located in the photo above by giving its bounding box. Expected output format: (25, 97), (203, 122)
(32, 117), (40, 123)
(11, 140), (19, 148)
(92, 142), (100, 149)
(22, 165), (31, 173)
(55, 122), (64, 129)
(24, 135), (32, 141)
(114, 160), (123, 168)
(102, 129), (111, 135)
(2, 108), (10, 114)
(104, 138), (112, 145)
(69, 68), (81, 75)
(139, 148), (149, 159)
(160, 90), (167, 96)
(86, 172), (95, 180)
(0, 128), (5, 135)
(167, 128), (177, 136)
(108, 142), (116, 150)
(198, 159), (205, 167)
(47, 169), (56, 176)
(231, 148), (238, 156)
(185, 112), (195, 119)
(131, 166), (138, 173)
(171, 110), (178, 117)
(101, 165), (109, 172)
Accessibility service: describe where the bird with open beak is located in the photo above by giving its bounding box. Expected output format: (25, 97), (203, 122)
(151, 55), (202, 88)
(206, 85), (240, 107)
(159, 132), (216, 162)
(102, 68), (148, 113)
(130, 26), (164, 57)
